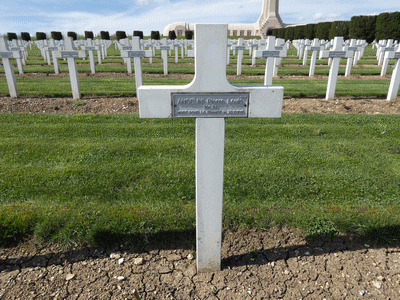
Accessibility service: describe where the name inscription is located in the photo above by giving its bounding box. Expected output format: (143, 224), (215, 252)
(172, 93), (249, 118)
(126, 51), (145, 58)
(62, 52), (79, 58)
(261, 51), (280, 58)
(329, 51), (346, 58)
(0, 52), (13, 59)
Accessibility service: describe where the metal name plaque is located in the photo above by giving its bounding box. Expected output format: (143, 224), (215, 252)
(47, 47), (59, 51)
(160, 46), (171, 50)
(384, 47), (395, 52)
(172, 93), (249, 118)
(262, 51), (280, 58)
(0, 52), (13, 59)
(62, 52), (79, 58)
(122, 46), (132, 50)
(395, 52), (400, 59)
(329, 51), (346, 58)
(127, 51), (145, 58)
(311, 47), (321, 51)
(347, 47), (358, 51)
(235, 46), (246, 51)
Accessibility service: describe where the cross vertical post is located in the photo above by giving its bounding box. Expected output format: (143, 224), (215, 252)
(232, 38), (245, 75)
(387, 48), (400, 100)
(309, 38), (322, 77)
(53, 37), (86, 99)
(0, 36), (19, 98)
(121, 37), (153, 89)
(320, 37), (352, 100)
(137, 24), (283, 272)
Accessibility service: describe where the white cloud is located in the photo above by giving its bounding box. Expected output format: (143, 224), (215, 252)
(312, 12), (342, 22)
(2, 0), (400, 36)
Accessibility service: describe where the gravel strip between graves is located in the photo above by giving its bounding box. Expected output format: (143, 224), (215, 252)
(1, 95), (400, 299)
(1, 95), (400, 115)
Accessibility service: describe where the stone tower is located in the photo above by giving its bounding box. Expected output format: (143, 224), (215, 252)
(257, 0), (284, 37)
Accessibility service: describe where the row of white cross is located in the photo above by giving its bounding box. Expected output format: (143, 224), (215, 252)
(0, 25), (400, 273)
(1, 34), (400, 100)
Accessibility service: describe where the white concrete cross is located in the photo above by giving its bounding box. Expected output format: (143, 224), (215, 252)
(46, 39), (61, 74)
(302, 39), (311, 65)
(9, 40), (25, 74)
(7, 40), (24, 75)
(381, 44), (399, 76)
(387, 47), (400, 100)
(308, 38), (323, 77)
(158, 38), (172, 75)
(81, 39), (99, 74)
(137, 24), (283, 273)
(171, 40), (181, 64)
(273, 39), (287, 77)
(119, 39), (134, 73)
(226, 40), (233, 65)
(344, 39), (358, 76)
(254, 36), (286, 85)
(231, 38), (246, 75)
(320, 37), (353, 100)
(53, 37), (86, 99)
(377, 40), (394, 66)
(0, 36), (20, 97)
(120, 36), (153, 90)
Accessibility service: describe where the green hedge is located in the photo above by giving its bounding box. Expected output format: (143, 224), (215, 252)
(85, 31), (94, 39)
(349, 15), (377, 43)
(133, 31), (144, 40)
(51, 31), (63, 41)
(168, 30), (177, 40)
(100, 31), (110, 40)
(315, 22), (332, 40)
(151, 31), (160, 40)
(21, 32), (31, 41)
(376, 12), (400, 41)
(67, 32), (78, 41)
(116, 31), (127, 41)
(7, 32), (17, 41)
(36, 32), (47, 40)
(329, 21), (349, 40)
(185, 31), (194, 40)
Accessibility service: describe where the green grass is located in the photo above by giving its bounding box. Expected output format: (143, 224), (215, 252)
(1, 113), (400, 246)
(0, 76), (393, 98)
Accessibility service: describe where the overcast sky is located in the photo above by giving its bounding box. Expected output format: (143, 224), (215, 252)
(1, 0), (399, 36)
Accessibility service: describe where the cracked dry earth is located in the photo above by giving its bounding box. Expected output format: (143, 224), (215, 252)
(1, 227), (400, 299)
(1, 95), (400, 299)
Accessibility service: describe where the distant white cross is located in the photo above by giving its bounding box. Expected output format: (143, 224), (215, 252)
(0, 36), (20, 97)
(231, 38), (246, 75)
(120, 37), (153, 90)
(138, 24), (283, 273)
(53, 37), (86, 99)
(387, 47), (400, 100)
(320, 37), (353, 100)
(254, 36), (286, 85)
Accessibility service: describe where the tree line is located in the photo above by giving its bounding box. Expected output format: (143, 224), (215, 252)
(6, 29), (194, 42)
(272, 11), (400, 42)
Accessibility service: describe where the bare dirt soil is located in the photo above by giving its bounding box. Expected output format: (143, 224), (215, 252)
(1, 94), (400, 299)
(1, 227), (400, 299)
(1, 95), (400, 115)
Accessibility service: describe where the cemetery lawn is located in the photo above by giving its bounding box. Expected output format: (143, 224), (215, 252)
(1, 113), (400, 247)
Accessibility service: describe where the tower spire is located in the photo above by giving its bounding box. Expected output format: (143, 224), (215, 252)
(257, 0), (284, 37)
